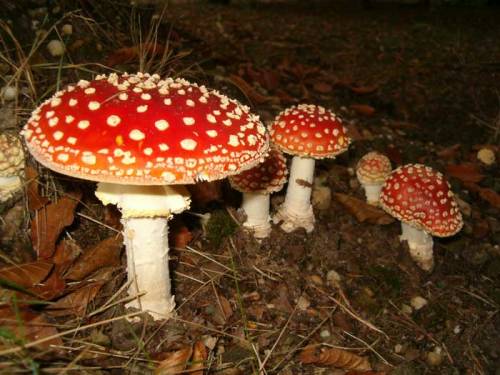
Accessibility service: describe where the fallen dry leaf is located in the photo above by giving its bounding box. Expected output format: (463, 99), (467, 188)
(190, 341), (208, 375)
(446, 163), (485, 183)
(46, 281), (104, 317)
(348, 84), (378, 95)
(173, 226), (193, 249)
(53, 239), (82, 276)
(300, 345), (371, 371)
(25, 165), (49, 211)
(29, 271), (66, 301)
(0, 261), (53, 289)
(155, 346), (193, 375)
(229, 74), (276, 104)
(31, 192), (82, 259)
(313, 81), (333, 94)
(334, 193), (395, 225)
(0, 307), (62, 351)
(350, 104), (376, 117)
(64, 235), (123, 281)
(106, 42), (166, 66)
(436, 144), (461, 160)
(463, 182), (500, 209)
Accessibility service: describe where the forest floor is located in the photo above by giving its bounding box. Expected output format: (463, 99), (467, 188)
(0, 1), (499, 374)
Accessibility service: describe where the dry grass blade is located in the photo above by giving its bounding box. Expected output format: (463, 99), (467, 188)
(0, 261), (52, 289)
(300, 345), (372, 371)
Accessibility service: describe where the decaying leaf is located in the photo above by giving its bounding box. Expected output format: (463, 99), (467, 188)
(46, 281), (105, 317)
(334, 193), (394, 225)
(24, 165), (49, 211)
(299, 345), (371, 371)
(446, 163), (485, 183)
(53, 239), (82, 276)
(436, 144), (461, 160)
(190, 341), (208, 375)
(350, 104), (375, 117)
(229, 74), (276, 104)
(0, 307), (62, 351)
(106, 42), (166, 67)
(155, 346), (193, 375)
(296, 178), (313, 188)
(463, 182), (500, 209)
(173, 226), (193, 250)
(29, 271), (66, 301)
(348, 84), (378, 95)
(31, 192), (82, 259)
(64, 235), (123, 281)
(0, 261), (53, 289)
(313, 81), (333, 94)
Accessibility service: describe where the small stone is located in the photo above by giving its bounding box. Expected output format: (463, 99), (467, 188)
(309, 274), (323, 286)
(202, 335), (217, 350)
(297, 295), (311, 311)
(477, 148), (495, 166)
(394, 344), (403, 353)
(61, 24), (73, 35)
(47, 40), (65, 57)
(410, 296), (428, 310)
(453, 325), (461, 334)
(326, 270), (341, 285)
(426, 347), (443, 366)
(401, 304), (413, 315)
(1, 85), (17, 101)
(319, 329), (331, 338)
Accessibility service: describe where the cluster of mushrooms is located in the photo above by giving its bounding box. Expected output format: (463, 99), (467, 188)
(19, 72), (463, 320)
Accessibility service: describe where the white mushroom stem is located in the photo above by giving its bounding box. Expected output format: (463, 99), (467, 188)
(362, 182), (383, 206)
(241, 192), (271, 238)
(123, 217), (174, 315)
(95, 183), (191, 320)
(274, 155), (315, 233)
(400, 222), (434, 271)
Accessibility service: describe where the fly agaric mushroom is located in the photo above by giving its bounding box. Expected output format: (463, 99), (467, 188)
(269, 104), (351, 233)
(229, 149), (288, 238)
(22, 72), (269, 319)
(356, 151), (391, 206)
(379, 164), (463, 271)
(0, 133), (25, 202)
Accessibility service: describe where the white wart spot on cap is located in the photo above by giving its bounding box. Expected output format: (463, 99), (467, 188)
(119, 93), (128, 101)
(51, 98), (62, 107)
(129, 129), (145, 141)
(107, 115), (121, 127)
(183, 117), (195, 126)
(143, 147), (153, 156)
(206, 130), (218, 138)
(88, 101), (100, 110)
(137, 105), (148, 113)
(159, 143), (169, 151)
(180, 139), (197, 150)
(69, 98), (78, 106)
(65, 115), (74, 123)
(78, 120), (90, 129)
(155, 119), (169, 131)
(57, 153), (69, 162)
(141, 93), (151, 100)
(53, 131), (64, 140)
(207, 114), (216, 123)
(67, 137), (77, 145)
(82, 153), (97, 165)
(84, 87), (96, 94)
(48, 117), (59, 127)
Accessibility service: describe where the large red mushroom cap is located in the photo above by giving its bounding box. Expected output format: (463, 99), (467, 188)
(356, 151), (391, 185)
(379, 164), (463, 237)
(269, 104), (351, 159)
(229, 149), (287, 194)
(22, 73), (269, 185)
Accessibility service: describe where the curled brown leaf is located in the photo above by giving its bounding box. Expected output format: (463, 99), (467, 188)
(300, 345), (371, 371)
(334, 193), (394, 225)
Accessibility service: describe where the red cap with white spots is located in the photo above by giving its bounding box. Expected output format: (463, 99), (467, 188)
(356, 151), (391, 184)
(379, 164), (463, 237)
(229, 149), (288, 194)
(22, 72), (269, 185)
(269, 104), (351, 159)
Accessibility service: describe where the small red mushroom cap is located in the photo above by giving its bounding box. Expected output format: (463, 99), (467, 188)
(269, 104), (351, 159)
(379, 164), (463, 237)
(356, 151), (391, 184)
(22, 73), (269, 185)
(229, 149), (287, 194)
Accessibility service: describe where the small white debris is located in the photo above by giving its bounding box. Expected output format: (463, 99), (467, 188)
(410, 296), (428, 310)
(47, 40), (65, 57)
(326, 270), (341, 285)
(426, 347), (443, 367)
(394, 344), (403, 354)
(296, 295), (310, 311)
(319, 329), (331, 338)
(401, 304), (413, 315)
(453, 325), (461, 334)
(1, 85), (17, 101)
(477, 148), (495, 166)
(61, 24), (73, 35)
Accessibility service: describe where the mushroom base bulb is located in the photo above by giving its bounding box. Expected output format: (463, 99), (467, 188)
(241, 192), (271, 238)
(363, 182), (383, 206)
(123, 217), (175, 319)
(400, 222), (434, 271)
(273, 156), (315, 233)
